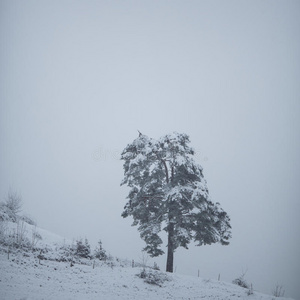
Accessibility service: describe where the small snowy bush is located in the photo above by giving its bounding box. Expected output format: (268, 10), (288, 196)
(55, 244), (76, 262)
(0, 220), (8, 240)
(0, 203), (17, 222)
(76, 238), (91, 259)
(153, 262), (160, 270)
(137, 269), (171, 287)
(232, 271), (249, 289)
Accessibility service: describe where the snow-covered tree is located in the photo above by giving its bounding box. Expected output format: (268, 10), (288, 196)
(94, 239), (107, 261)
(76, 238), (91, 259)
(121, 132), (231, 273)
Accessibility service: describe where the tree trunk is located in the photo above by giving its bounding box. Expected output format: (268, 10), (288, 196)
(162, 159), (174, 273)
(166, 223), (174, 273)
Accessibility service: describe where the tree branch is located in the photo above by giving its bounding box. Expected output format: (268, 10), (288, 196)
(161, 159), (169, 184)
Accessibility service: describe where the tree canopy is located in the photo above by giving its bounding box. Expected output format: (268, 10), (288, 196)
(121, 132), (231, 272)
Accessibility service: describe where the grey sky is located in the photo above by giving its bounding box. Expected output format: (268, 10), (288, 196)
(1, 0), (299, 298)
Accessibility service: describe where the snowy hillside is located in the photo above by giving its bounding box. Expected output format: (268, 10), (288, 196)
(0, 222), (294, 300)
(3, 219), (71, 249)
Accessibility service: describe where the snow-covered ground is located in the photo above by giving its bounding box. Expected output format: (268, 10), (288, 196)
(0, 251), (293, 300)
(0, 222), (294, 300)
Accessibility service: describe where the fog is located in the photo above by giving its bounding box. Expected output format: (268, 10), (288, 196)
(1, 1), (299, 298)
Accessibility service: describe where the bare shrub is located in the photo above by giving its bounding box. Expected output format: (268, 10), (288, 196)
(232, 270), (249, 289)
(272, 284), (285, 297)
(247, 283), (254, 295)
(15, 219), (27, 248)
(31, 226), (42, 249)
(5, 189), (22, 215)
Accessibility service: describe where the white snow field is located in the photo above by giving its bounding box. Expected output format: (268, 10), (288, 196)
(0, 222), (294, 300)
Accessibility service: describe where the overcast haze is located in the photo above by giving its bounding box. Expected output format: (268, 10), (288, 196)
(1, 1), (299, 299)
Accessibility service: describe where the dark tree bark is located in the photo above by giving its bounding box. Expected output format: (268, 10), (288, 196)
(163, 158), (175, 273)
(166, 222), (174, 272)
